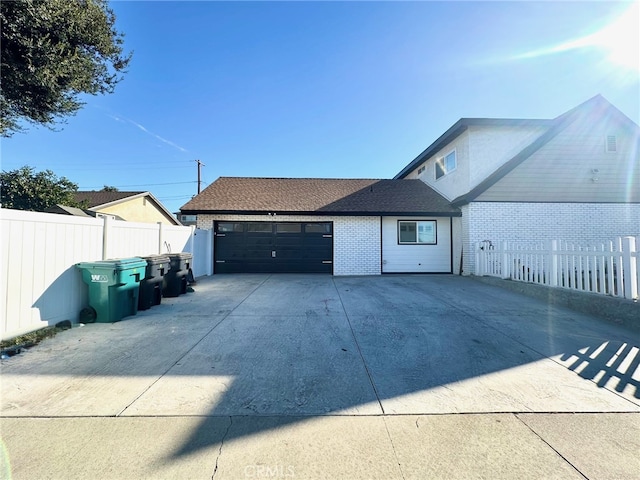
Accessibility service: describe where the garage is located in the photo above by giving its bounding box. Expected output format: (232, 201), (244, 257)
(214, 221), (333, 273)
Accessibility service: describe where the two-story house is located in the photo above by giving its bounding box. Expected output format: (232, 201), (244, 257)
(182, 95), (639, 276)
(395, 95), (640, 274)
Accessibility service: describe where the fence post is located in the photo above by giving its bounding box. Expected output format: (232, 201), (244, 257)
(549, 240), (558, 287)
(622, 236), (637, 300)
(207, 228), (214, 276)
(188, 225), (195, 254)
(157, 222), (164, 254)
(476, 242), (484, 276)
(501, 242), (509, 279)
(102, 215), (112, 260)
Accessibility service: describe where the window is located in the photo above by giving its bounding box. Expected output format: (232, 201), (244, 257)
(606, 135), (617, 153)
(417, 165), (426, 175)
(217, 222), (244, 233)
(304, 223), (332, 234)
(435, 150), (456, 179)
(247, 223), (272, 233)
(276, 223), (301, 233)
(181, 214), (197, 222)
(398, 221), (437, 244)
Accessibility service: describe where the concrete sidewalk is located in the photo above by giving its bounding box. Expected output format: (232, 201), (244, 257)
(1, 274), (639, 479)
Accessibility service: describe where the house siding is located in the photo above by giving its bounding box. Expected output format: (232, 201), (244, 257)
(460, 202), (640, 275)
(196, 214), (381, 276)
(406, 130), (470, 201)
(467, 125), (548, 188)
(407, 125), (548, 202)
(475, 114), (640, 202)
(97, 197), (178, 225)
(381, 217), (452, 273)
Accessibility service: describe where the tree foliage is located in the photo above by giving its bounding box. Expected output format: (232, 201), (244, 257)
(101, 185), (119, 192)
(0, 0), (131, 136)
(0, 166), (83, 211)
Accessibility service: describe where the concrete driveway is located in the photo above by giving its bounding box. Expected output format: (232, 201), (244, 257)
(1, 274), (639, 479)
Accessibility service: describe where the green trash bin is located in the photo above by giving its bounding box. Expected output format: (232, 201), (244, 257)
(76, 258), (147, 323)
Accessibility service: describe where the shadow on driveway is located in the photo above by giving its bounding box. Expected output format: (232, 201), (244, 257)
(2, 274), (639, 463)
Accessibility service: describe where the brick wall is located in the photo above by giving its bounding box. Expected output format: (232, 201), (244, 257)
(197, 214), (381, 276)
(461, 202), (640, 275)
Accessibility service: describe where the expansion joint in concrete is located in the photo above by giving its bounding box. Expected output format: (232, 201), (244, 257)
(514, 413), (589, 480)
(331, 278), (385, 414)
(211, 416), (233, 479)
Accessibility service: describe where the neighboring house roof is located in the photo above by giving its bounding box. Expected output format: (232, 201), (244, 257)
(74, 191), (147, 208)
(74, 190), (181, 225)
(45, 204), (128, 220)
(45, 204), (94, 218)
(449, 95), (640, 206)
(181, 177), (461, 216)
(393, 119), (553, 180)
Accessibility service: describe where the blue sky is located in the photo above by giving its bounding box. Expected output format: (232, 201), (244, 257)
(2, 1), (639, 214)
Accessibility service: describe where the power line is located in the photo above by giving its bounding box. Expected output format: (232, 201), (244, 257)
(79, 181), (198, 189)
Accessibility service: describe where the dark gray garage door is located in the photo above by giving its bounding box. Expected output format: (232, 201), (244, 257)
(214, 222), (333, 273)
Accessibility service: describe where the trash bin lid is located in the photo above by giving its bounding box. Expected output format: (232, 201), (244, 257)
(77, 257), (147, 270)
(167, 252), (193, 260)
(141, 254), (171, 265)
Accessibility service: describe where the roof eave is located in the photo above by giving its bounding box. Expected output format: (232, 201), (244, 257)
(89, 192), (149, 210)
(394, 121), (469, 179)
(181, 209), (461, 217)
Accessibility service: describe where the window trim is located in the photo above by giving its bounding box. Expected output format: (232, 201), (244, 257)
(435, 149), (457, 180)
(397, 220), (437, 245)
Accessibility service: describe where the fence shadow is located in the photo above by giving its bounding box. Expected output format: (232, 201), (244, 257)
(561, 341), (640, 399)
(32, 266), (86, 328)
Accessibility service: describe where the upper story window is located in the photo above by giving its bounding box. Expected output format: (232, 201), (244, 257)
(435, 150), (456, 179)
(606, 135), (617, 153)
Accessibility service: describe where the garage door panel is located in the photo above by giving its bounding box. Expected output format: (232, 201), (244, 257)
(214, 222), (332, 274)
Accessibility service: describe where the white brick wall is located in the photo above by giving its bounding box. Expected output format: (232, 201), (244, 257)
(197, 214), (381, 276)
(461, 202), (640, 275)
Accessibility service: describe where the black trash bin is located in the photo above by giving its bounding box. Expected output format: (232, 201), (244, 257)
(138, 254), (170, 310)
(162, 252), (192, 297)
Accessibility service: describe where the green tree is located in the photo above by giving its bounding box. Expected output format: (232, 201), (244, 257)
(101, 185), (119, 192)
(1, 0), (131, 136)
(0, 166), (83, 211)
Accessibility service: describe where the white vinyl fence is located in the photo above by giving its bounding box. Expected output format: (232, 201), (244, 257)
(475, 237), (639, 300)
(1, 208), (212, 340)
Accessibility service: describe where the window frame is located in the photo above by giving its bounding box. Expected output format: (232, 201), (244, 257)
(397, 220), (437, 245)
(435, 149), (457, 180)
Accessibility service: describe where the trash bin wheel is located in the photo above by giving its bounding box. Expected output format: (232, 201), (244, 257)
(80, 307), (97, 323)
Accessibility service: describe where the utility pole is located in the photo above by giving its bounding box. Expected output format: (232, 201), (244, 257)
(195, 159), (205, 194)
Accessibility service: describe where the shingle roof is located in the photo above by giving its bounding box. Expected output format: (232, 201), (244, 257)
(181, 177), (460, 216)
(74, 191), (146, 208)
